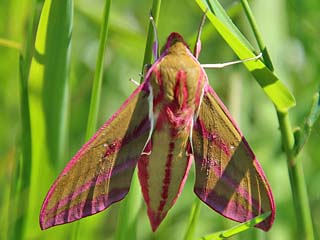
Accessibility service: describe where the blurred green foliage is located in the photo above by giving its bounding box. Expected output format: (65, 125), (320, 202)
(0, 0), (319, 239)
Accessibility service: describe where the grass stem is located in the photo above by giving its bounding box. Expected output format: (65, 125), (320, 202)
(277, 111), (315, 240)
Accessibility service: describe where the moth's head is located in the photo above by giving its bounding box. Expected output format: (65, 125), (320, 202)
(161, 32), (190, 54)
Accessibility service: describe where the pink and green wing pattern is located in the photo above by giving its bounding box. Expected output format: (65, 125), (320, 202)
(192, 84), (275, 231)
(40, 83), (151, 229)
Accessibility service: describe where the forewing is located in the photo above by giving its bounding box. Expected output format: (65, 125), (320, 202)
(40, 83), (151, 229)
(192, 85), (275, 231)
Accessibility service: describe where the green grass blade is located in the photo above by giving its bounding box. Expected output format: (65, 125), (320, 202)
(307, 91), (320, 127)
(205, 0), (253, 50)
(8, 21), (34, 240)
(141, 0), (162, 79)
(183, 198), (201, 240)
(85, 0), (112, 139)
(27, 0), (72, 238)
(196, 0), (296, 112)
(294, 91), (320, 155)
(277, 111), (315, 240)
(115, 170), (142, 240)
(198, 212), (270, 240)
(71, 0), (112, 238)
(8, 1), (37, 239)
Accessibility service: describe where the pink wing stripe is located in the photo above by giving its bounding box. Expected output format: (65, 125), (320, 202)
(157, 141), (175, 213)
(193, 155), (255, 204)
(43, 156), (137, 217)
(195, 188), (255, 221)
(194, 119), (231, 157)
(41, 188), (128, 229)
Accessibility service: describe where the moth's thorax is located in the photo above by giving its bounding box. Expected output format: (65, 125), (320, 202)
(150, 41), (205, 115)
(166, 42), (190, 56)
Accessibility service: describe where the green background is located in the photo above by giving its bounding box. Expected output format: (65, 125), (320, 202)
(0, 0), (319, 239)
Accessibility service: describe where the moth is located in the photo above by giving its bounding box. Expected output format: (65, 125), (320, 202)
(40, 17), (275, 232)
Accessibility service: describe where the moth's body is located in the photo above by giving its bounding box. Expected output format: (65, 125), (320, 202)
(150, 41), (204, 135)
(40, 32), (275, 232)
(139, 39), (206, 227)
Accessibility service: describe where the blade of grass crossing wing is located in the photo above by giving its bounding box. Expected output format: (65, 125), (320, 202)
(71, 0), (111, 238)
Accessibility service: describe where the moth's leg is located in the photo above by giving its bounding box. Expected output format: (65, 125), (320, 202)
(129, 78), (140, 86)
(130, 64), (152, 86)
(140, 63), (153, 79)
(194, 10), (207, 59)
(201, 53), (262, 69)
